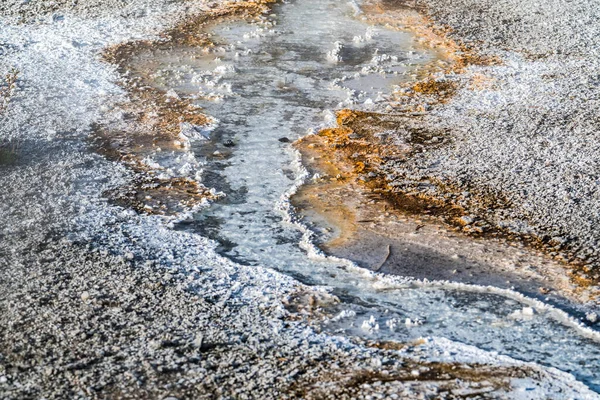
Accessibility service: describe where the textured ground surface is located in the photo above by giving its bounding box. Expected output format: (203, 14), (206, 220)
(373, 0), (600, 285)
(1, 0), (600, 398)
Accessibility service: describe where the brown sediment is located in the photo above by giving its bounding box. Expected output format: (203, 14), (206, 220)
(287, 340), (532, 399)
(291, 0), (600, 293)
(293, 111), (598, 302)
(285, 335), (527, 398)
(360, 0), (502, 71)
(93, 0), (278, 215)
(294, 107), (600, 300)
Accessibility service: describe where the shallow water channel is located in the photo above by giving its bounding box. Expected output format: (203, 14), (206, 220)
(132, 0), (600, 391)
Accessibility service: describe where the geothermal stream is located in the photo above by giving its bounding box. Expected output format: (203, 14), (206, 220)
(129, 0), (600, 392)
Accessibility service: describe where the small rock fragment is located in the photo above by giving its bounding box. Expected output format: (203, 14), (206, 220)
(586, 312), (598, 324)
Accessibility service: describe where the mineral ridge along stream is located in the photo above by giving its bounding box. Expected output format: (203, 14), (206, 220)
(122, 0), (600, 392)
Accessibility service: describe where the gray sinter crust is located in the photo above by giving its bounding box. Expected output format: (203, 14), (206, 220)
(381, 0), (600, 274)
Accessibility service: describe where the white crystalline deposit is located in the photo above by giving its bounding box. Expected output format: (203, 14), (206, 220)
(508, 306), (538, 320)
(331, 309), (357, 322)
(386, 318), (399, 331)
(0, 0), (599, 398)
(353, 27), (377, 44)
(327, 41), (345, 63)
(383, 0), (600, 273)
(361, 315), (380, 332)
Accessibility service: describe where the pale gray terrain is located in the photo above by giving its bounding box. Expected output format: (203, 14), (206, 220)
(383, 0), (600, 276)
(1, 0), (600, 398)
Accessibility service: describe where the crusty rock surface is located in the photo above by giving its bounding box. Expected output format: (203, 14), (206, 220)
(1, 0), (599, 398)
(0, 0), (202, 21)
(0, 240), (409, 399)
(379, 0), (600, 281)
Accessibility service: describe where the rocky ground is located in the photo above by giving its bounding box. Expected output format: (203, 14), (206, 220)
(0, 0), (197, 21)
(1, 0), (600, 398)
(371, 0), (600, 285)
(4, 231), (584, 399)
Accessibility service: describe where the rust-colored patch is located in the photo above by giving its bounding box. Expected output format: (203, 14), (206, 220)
(95, 1), (278, 215)
(296, 110), (462, 223)
(294, 108), (600, 292)
(293, 137), (360, 248)
(411, 78), (457, 101)
(293, 111), (464, 252)
(286, 345), (528, 399)
(290, 0), (600, 290)
(358, 0), (501, 116)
